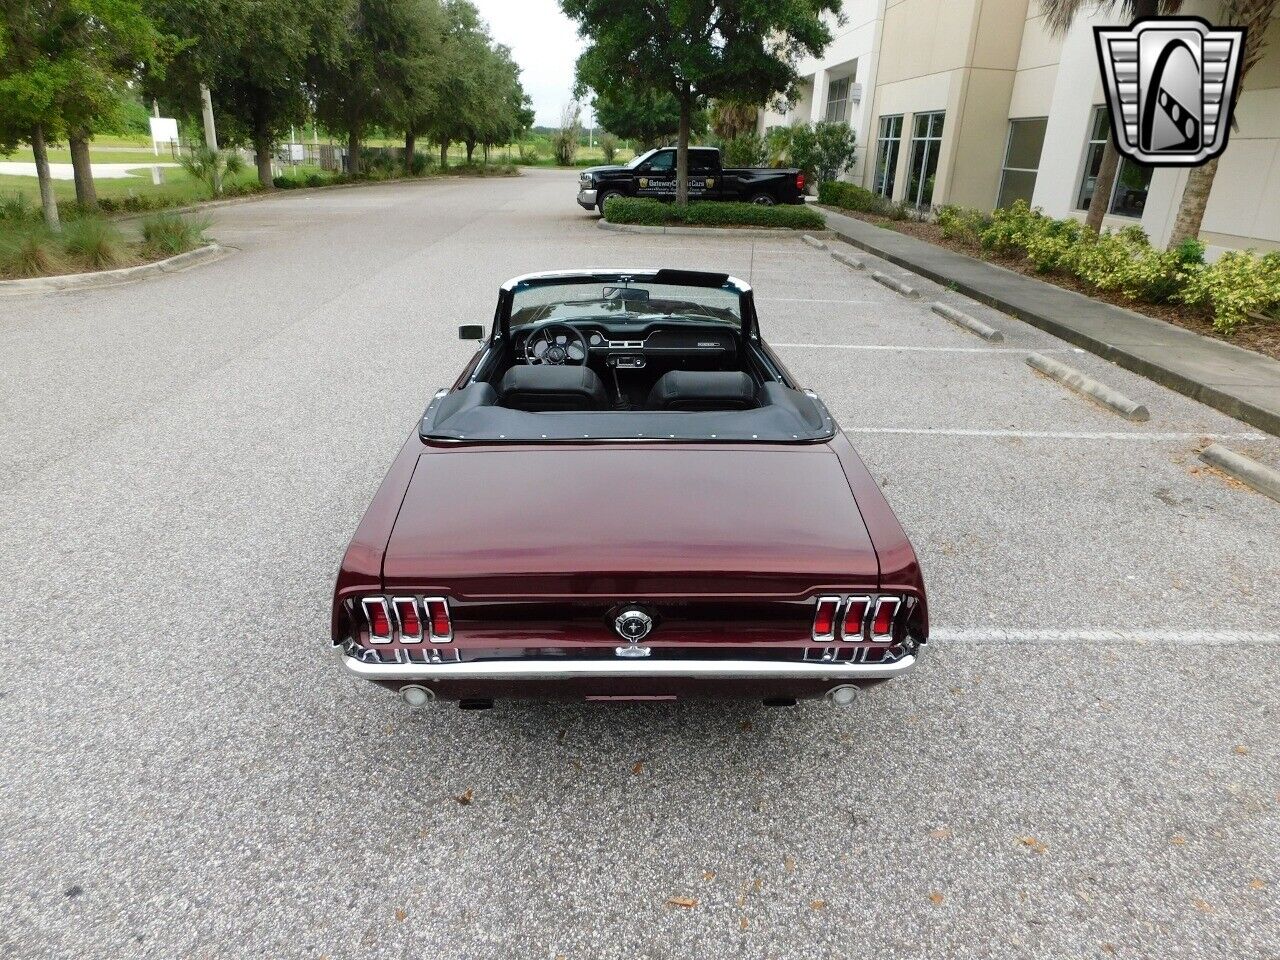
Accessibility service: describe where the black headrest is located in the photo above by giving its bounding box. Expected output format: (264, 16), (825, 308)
(647, 370), (758, 411)
(498, 365), (608, 411)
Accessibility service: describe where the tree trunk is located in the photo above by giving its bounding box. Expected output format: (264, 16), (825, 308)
(404, 129), (416, 174)
(347, 129), (361, 177)
(31, 125), (60, 231)
(465, 139), (475, 163)
(1085, 139), (1120, 232)
(254, 131), (275, 190)
(676, 91), (691, 205)
(1167, 157), (1218, 249)
(440, 138), (449, 169)
(68, 132), (98, 211)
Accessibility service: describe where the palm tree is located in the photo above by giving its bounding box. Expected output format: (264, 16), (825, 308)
(1041, 0), (1179, 233)
(1167, 0), (1279, 247)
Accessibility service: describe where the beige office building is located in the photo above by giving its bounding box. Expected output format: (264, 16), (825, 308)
(760, 1), (1280, 256)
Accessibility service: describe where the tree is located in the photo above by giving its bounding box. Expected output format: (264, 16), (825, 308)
(0, 0), (165, 225)
(415, 0), (489, 169)
(710, 99), (758, 141)
(146, 0), (336, 190)
(562, 0), (840, 202)
(1167, 0), (1278, 247)
(586, 80), (699, 149)
(1041, 0), (1177, 232)
(310, 0), (441, 177)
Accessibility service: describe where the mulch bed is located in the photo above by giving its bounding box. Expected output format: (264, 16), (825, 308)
(829, 208), (1280, 363)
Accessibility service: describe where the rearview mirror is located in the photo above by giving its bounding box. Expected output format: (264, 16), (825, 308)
(458, 324), (485, 341)
(603, 287), (649, 302)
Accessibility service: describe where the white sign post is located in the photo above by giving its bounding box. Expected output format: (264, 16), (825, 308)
(149, 117), (179, 157)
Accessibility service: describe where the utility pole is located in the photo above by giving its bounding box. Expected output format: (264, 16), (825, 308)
(199, 83), (222, 195)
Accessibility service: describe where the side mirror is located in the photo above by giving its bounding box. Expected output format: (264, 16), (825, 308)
(458, 324), (485, 341)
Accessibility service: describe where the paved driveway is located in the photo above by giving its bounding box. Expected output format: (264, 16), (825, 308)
(2, 167), (1277, 959)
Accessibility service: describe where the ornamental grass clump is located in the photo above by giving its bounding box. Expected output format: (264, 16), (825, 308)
(61, 217), (134, 271)
(0, 222), (65, 278)
(141, 213), (210, 257)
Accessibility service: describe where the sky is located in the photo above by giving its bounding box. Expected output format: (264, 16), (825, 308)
(469, 0), (593, 128)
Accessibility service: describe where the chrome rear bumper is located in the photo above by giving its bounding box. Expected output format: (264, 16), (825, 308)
(339, 653), (917, 682)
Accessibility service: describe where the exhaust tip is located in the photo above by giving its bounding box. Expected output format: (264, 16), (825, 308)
(400, 684), (435, 707)
(826, 684), (858, 707)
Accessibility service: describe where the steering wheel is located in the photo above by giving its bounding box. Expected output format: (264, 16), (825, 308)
(524, 323), (588, 365)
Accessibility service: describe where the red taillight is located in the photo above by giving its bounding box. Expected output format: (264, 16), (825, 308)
(394, 598), (422, 642)
(363, 598), (392, 642)
(425, 597), (452, 642)
(872, 597), (899, 641)
(812, 596), (839, 640)
(796, 172), (805, 191)
(842, 597), (869, 640)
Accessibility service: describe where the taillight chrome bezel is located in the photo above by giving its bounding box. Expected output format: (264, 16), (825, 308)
(871, 597), (900, 643)
(392, 597), (423, 643)
(841, 596), (871, 642)
(812, 596), (840, 641)
(361, 597), (393, 644)
(423, 596), (452, 643)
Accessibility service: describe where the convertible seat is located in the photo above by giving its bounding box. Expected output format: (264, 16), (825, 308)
(647, 370), (758, 411)
(498, 365), (609, 411)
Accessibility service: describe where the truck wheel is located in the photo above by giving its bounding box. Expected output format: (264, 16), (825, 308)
(749, 192), (777, 206)
(598, 191), (622, 215)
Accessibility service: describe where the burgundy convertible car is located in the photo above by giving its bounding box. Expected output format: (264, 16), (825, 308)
(332, 269), (928, 708)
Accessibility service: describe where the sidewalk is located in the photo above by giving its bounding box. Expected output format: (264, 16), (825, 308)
(820, 206), (1280, 437)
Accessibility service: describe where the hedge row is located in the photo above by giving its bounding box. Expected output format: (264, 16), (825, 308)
(603, 196), (825, 230)
(934, 201), (1279, 332)
(817, 180), (913, 220)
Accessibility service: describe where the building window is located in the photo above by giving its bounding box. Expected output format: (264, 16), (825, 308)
(825, 77), (852, 123)
(873, 115), (903, 198)
(906, 111), (944, 208)
(997, 118), (1047, 209)
(1077, 105), (1153, 218)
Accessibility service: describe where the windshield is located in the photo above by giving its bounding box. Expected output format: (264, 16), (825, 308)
(509, 280), (742, 328)
(624, 149), (655, 169)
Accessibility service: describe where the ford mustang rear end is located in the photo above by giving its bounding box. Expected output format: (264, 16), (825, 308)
(331, 269), (928, 708)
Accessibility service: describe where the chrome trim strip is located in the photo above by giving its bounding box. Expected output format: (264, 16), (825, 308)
(339, 653), (917, 682)
(361, 597), (393, 645)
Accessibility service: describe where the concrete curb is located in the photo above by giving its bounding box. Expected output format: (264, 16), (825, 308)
(818, 205), (1280, 437)
(597, 220), (828, 238)
(871, 271), (919, 299)
(830, 249), (865, 269)
(931, 302), (1004, 341)
(1199, 444), (1280, 503)
(1026, 352), (1150, 422)
(802, 234), (827, 249)
(0, 243), (226, 295)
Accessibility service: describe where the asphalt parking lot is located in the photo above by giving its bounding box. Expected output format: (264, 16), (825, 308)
(2, 166), (1277, 959)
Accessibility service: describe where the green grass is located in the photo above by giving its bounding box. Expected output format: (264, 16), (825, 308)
(0, 211), (209, 279)
(603, 196), (825, 230)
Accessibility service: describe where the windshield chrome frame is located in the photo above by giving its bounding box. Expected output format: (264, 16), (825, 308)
(494, 269), (758, 346)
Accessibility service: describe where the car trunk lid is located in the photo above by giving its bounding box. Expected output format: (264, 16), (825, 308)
(383, 445), (878, 598)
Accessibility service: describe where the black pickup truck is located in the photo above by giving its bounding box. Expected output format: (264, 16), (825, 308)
(576, 146), (806, 212)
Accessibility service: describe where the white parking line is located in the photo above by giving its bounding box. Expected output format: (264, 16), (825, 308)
(757, 298), (881, 304)
(774, 342), (1046, 354)
(933, 628), (1280, 646)
(841, 426), (1266, 440)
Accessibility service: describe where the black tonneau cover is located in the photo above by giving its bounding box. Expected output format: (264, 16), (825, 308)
(419, 383), (836, 443)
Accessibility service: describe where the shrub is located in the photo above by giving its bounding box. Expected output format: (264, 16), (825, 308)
(599, 134), (619, 164)
(0, 192), (38, 223)
(517, 142), (541, 164)
(1178, 250), (1280, 331)
(0, 222), (65, 277)
(978, 200), (1043, 253)
(141, 213), (210, 256)
(407, 152), (430, 175)
(818, 180), (894, 215)
(603, 196), (824, 230)
(722, 131), (766, 167)
(935, 205), (990, 246)
(811, 122), (858, 184)
(61, 217), (133, 270)
(307, 172), (327, 187)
